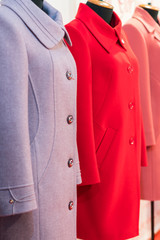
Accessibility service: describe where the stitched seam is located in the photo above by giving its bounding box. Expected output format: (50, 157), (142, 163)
(9, 188), (36, 202)
(98, 129), (117, 170)
(33, 140), (40, 239)
(0, 183), (34, 190)
(2, 1), (57, 45)
(28, 74), (40, 146)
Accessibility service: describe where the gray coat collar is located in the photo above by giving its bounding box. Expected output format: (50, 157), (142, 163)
(0, 0), (72, 48)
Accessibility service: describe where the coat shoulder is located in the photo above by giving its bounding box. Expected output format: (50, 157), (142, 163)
(0, 6), (25, 38)
(66, 19), (90, 44)
(123, 18), (147, 36)
(123, 19), (147, 44)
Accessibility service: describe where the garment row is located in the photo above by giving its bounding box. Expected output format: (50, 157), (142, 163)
(0, 0), (159, 239)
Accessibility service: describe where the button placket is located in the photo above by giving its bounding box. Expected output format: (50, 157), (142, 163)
(124, 51), (136, 148)
(65, 68), (74, 214)
(66, 70), (74, 124)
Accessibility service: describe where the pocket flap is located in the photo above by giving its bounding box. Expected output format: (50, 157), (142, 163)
(94, 123), (117, 167)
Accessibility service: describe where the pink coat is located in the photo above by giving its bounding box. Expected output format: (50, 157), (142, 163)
(123, 6), (160, 200)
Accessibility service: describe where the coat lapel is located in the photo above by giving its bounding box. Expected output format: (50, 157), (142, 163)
(0, 0), (72, 49)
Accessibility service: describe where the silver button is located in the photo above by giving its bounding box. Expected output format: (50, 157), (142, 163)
(67, 115), (73, 124)
(68, 201), (74, 210)
(66, 71), (73, 80)
(122, 39), (125, 44)
(68, 158), (74, 168)
(9, 199), (14, 204)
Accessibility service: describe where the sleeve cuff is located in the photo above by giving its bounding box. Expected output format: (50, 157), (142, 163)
(145, 131), (156, 147)
(0, 185), (37, 217)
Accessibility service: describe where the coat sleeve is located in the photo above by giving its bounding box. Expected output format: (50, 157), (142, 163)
(123, 22), (156, 147)
(0, 14), (37, 216)
(65, 23), (100, 186)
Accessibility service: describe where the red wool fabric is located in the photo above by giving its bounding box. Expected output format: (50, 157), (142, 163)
(66, 3), (147, 240)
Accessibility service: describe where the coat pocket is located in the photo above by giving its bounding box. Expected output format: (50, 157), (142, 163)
(94, 122), (117, 168)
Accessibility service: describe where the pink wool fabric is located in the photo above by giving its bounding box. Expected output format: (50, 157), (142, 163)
(123, 6), (160, 200)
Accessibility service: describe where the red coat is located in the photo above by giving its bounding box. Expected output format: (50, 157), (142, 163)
(65, 3), (147, 240)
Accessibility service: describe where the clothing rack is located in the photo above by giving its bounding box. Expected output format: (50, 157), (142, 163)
(151, 201), (154, 240)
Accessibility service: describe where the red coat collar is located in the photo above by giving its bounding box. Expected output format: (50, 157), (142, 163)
(75, 3), (127, 52)
(133, 6), (160, 41)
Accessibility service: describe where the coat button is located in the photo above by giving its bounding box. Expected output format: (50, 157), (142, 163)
(68, 201), (74, 210)
(129, 137), (135, 145)
(67, 115), (73, 124)
(127, 65), (134, 74)
(128, 102), (134, 110)
(66, 71), (73, 80)
(68, 158), (74, 168)
(9, 199), (14, 204)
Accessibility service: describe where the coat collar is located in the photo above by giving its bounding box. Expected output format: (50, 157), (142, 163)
(75, 3), (127, 52)
(132, 6), (160, 41)
(0, 0), (72, 48)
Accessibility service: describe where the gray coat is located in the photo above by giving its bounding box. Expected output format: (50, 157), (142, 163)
(0, 0), (81, 239)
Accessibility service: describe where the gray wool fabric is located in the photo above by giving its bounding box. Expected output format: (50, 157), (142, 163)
(0, 0), (81, 239)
